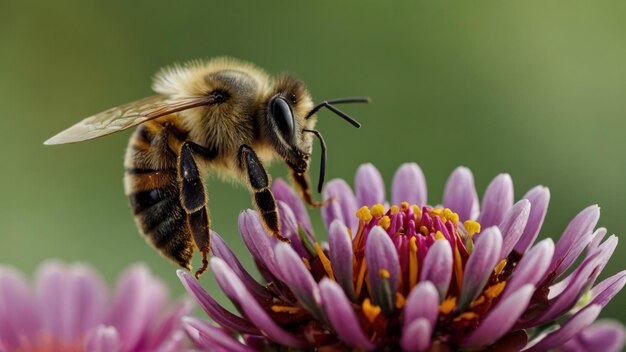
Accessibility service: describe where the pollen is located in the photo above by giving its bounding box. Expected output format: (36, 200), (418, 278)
(371, 204), (385, 218)
(464, 220), (481, 237)
(396, 292), (406, 309)
(401, 202), (410, 211)
(271, 305), (303, 314)
(435, 231), (445, 240)
(315, 242), (335, 281)
(356, 206), (372, 222)
(362, 298), (381, 323)
(409, 236), (418, 289)
(494, 259), (507, 276)
(379, 268), (390, 279)
(411, 205), (422, 217)
(420, 226), (430, 236)
(390, 205), (400, 215)
(484, 281), (507, 299)
(440, 297), (457, 314)
(443, 208), (459, 224)
(378, 216), (391, 230)
(302, 257), (311, 271)
(453, 312), (477, 322)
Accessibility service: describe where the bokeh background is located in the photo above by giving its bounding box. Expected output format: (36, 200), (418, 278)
(2, 1), (625, 325)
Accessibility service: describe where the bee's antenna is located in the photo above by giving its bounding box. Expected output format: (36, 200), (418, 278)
(303, 129), (327, 193)
(305, 97), (370, 128)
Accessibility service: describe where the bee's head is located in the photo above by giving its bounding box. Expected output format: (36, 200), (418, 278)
(266, 74), (368, 192)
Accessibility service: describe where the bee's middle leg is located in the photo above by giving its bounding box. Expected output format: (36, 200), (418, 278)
(178, 141), (216, 278)
(238, 144), (288, 242)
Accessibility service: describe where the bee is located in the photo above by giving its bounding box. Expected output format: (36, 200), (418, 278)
(45, 57), (368, 278)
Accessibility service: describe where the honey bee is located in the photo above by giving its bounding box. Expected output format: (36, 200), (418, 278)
(45, 57), (368, 278)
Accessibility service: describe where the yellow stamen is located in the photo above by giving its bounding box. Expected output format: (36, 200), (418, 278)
(420, 226), (430, 236)
(484, 281), (507, 299)
(443, 208), (459, 224)
(411, 205), (422, 216)
(379, 268), (390, 279)
(429, 208), (442, 219)
(396, 292), (406, 309)
(356, 260), (368, 296)
(357, 206), (372, 222)
(377, 216), (391, 230)
(271, 305), (303, 314)
(453, 312), (477, 322)
(435, 231), (445, 240)
(453, 244), (464, 292)
(440, 297), (457, 314)
(401, 202), (410, 211)
(494, 259), (507, 276)
(371, 204), (385, 218)
(302, 257), (311, 270)
(470, 295), (485, 308)
(464, 220), (481, 237)
(362, 299), (381, 323)
(315, 242), (335, 281)
(409, 237), (418, 289)
(390, 205), (399, 215)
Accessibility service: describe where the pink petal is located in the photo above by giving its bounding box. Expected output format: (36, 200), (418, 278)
(442, 167), (479, 221)
(498, 199), (530, 259)
(322, 179), (358, 233)
(477, 173), (514, 228)
(0, 266), (40, 349)
(420, 240), (453, 300)
(392, 163), (427, 207)
(513, 186), (550, 254)
(272, 178), (313, 234)
(355, 163), (385, 207)
(328, 220), (356, 300)
(84, 325), (121, 352)
(182, 316), (255, 352)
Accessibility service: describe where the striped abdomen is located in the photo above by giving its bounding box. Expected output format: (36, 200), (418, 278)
(123, 120), (195, 270)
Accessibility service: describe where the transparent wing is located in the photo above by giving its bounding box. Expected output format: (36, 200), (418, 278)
(44, 95), (212, 145)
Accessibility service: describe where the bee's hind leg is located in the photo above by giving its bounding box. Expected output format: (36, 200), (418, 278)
(238, 144), (289, 243)
(178, 141), (217, 279)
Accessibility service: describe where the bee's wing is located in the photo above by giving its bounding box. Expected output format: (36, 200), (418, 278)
(44, 95), (212, 145)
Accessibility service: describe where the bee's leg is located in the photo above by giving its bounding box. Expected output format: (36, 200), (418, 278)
(288, 168), (330, 208)
(178, 141), (217, 279)
(238, 145), (289, 243)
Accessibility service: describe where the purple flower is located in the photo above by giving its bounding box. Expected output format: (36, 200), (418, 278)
(0, 260), (191, 352)
(180, 163), (625, 351)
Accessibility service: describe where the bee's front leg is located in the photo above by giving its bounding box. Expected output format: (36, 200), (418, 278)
(178, 141), (216, 279)
(238, 144), (289, 243)
(288, 168), (329, 208)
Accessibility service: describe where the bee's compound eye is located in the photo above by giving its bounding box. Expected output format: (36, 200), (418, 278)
(270, 97), (295, 143)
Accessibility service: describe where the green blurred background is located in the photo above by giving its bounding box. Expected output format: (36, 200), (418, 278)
(1, 0), (625, 324)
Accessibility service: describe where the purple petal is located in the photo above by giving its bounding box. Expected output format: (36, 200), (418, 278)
(443, 167), (479, 221)
(0, 266), (40, 349)
(525, 304), (602, 352)
(211, 230), (270, 299)
(106, 263), (167, 351)
(400, 318), (432, 352)
(546, 205), (600, 281)
(277, 201), (315, 258)
(272, 178), (313, 234)
(458, 226), (503, 310)
(365, 226), (400, 315)
(498, 199), (530, 259)
(210, 257), (305, 347)
(182, 316), (255, 352)
(355, 163), (385, 207)
(513, 186), (550, 254)
(328, 220), (356, 300)
(319, 279), (375, 350)
(477, 173), (514, 228)
(571, 320), (626, 352)
(529, 238), (616, 326)
(322, 179), (358, 233)
(588, 228), (608, 253)
(461, 284), (534, 348)
(403, 282), (439, 331)
(36, 261), (107, 341)
(275, 244), (322, 317)
(238, 210), (284, 281)
(420, 240), (453, 300)
(392, 162), (427, 206)
(84, 325), (121, 352)
(141, 299), (193, 351)
(177, 270), (259, 335)
(502, 239), (554, 300)
(590, 270), (626, 308)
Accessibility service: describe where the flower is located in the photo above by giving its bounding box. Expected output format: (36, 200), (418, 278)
(179, 163), (625, 351)
(0, 260), (191, 352)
